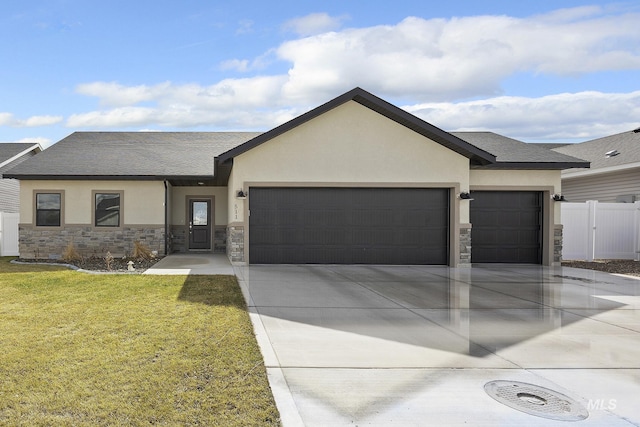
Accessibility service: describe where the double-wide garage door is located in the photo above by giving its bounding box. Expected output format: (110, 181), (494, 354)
(249, 187), (449, 264)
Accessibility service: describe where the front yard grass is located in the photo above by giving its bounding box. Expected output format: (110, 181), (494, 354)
(0, 257), (280, 426)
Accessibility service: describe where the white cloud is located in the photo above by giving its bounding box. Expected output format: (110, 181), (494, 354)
(22, 115), (65, 127)
(0, 112), (63, 127)
(0, 112), (13, 125)
(282, 13), (348, 36)
(75, 82), (172, 107)
(406, 91), (640, 141)
(277, 10), (640, 103)
(68, 79), (640, 141)
(67, 107), (156, 128)
(219, 59), (250, 72)
(67, 75), (295, 129)
(219, 49), (278, 73)
(67, 103), (300, 130)
(65, 6), (640, 140)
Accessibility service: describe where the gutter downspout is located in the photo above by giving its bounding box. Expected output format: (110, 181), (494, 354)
(164, 180), (169, 255)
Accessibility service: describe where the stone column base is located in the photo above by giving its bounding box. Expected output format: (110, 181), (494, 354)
(554, 225), (563, 265)
(226, 224), (245, 262)
(459, 226), (472, 267)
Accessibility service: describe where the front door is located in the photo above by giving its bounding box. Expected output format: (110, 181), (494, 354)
(189, 199), (211, 250)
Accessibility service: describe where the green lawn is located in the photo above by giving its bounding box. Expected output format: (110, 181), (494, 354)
(0, 257), (280, 426)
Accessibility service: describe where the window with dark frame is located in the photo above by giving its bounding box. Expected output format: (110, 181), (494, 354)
(95, 193), (121, 227)
(36, 193), (61, 227)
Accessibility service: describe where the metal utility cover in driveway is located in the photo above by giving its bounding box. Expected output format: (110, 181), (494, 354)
(484, 380), (589, 421)
(248, 187), (449, 264)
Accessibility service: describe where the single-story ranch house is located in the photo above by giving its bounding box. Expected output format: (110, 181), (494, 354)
(5, 88), (588, 266)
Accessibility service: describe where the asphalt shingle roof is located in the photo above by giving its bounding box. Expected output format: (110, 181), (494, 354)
(0, 143), (34, 162)
(0, 142), (40, 174)
(452, 132), (588, 168)
(532, 143), (571, 150)
(552, 130), (640, 171)
(5, 130), (590, 180)
(5, 132), (261, 179)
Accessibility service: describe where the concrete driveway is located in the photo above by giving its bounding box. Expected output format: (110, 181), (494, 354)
(233, 264), (640, 426)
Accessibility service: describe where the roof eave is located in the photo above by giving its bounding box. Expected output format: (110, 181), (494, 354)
(3, 174), (214, 180)
(471, 161), (591, 170)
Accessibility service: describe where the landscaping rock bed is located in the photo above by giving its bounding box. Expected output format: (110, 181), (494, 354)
(562, 259), (640, 277)
(16, 256), (163, 273)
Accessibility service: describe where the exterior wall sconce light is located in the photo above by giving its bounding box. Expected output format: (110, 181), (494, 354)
(551, 194), (566, 202)
(459, 192), (473, 200)
(237, 190), (247, 199)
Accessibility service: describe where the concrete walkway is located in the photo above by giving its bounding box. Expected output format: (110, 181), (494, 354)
(143, 253), (234, 275)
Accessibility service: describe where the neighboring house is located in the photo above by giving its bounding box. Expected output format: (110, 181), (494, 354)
(5, 88), (587, 266)
(0, 143), (42, 256)
(552, 129), (640, 202)
(0, 143), (42, 213)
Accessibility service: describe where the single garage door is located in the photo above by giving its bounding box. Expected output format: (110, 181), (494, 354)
(249, 187), (449, 264)
(470, 191), (542, 263)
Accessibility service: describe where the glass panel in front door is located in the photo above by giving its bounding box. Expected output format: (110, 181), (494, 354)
(192, 201), (208, 226)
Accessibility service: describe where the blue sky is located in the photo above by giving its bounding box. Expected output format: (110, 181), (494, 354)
(1, 0), (639, 147)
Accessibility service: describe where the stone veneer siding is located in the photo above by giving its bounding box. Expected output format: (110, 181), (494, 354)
(19, 225), (164, 259)
(226, 225), (244, 262)
(459, 226), (472, 267)
(213, 225), (227, 253)
(169, 225), (226, 253)
(169, 225), (187, 253)
(554, 225), (563, 264)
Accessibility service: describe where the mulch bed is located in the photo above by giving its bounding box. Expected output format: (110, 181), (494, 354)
(17, 256), (163, 273)
(562, 259), (640, 277)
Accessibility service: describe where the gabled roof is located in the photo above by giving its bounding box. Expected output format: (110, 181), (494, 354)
(552, 129), (640, 175)
(0, 142), (41, 173)
(4, 132), (260, 181)
(5, 88), (593, 181)
(452, 132), (589, 170)
(217, 87), (498, 166)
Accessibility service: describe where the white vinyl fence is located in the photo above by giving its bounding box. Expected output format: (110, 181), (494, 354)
(562, 201), (640, 261)
(0, 212), (20, 256)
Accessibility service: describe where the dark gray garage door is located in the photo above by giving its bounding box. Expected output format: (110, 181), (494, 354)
(470, 191), (542, 263)
(249, 187), (449, 264)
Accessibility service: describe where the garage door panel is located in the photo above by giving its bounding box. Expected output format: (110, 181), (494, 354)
(473, 229), (498, 244)
(303, 228), (344, 244)
(471, 191), (542, 264)
(249, 187), (449, 264)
